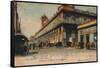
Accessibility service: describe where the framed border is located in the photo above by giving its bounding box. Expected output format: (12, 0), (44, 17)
(10, 1), (98, 67)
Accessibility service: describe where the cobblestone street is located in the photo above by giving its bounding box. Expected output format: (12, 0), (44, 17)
(15, 47), (97, 66)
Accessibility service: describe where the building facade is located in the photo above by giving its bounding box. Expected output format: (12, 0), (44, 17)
(77, 20), (97, 49)
(34, 5), (97, 49)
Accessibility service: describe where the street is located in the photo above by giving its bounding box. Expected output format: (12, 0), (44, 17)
(15, 47), (97, 66)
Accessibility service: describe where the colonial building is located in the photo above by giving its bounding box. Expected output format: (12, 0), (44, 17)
(34, 5), (97, 49)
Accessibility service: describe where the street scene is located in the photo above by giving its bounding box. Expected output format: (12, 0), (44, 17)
(11, 1), (97, 66)
(15, 47), (96, 66)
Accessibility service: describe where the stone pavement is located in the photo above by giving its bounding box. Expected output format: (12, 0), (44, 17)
(15, 47), (97, 66)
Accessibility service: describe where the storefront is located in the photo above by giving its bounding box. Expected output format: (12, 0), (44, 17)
(77, 20), (97, 49)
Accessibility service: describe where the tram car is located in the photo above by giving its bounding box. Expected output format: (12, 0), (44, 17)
(14, 34), (28, 55)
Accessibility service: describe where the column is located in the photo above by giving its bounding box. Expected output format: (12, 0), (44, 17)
(55, 29), (58, 43)
(59, 27), (61, 42)
(78, 31), (80, 42)
(58, 28), (60, 42)
(61, 27), (64, 46)
(52, 30), (55, 43)
(84, 34), (86, 49)
(57, 28), (59, 42)
(89, 33), (94, 43)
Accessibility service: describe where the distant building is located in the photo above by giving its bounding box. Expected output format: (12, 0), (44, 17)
(34, 5), (97, 49)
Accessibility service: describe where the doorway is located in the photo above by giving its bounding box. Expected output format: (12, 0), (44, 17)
(86, 34), (90, 49)
(80, 35), (84, 49)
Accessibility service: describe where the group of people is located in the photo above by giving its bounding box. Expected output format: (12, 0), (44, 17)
(23, 41), (96, 55)
(37, 41), (63, 49)
(74, 41), (96, 49)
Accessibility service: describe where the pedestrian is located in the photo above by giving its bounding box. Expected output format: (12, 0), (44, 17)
(33, 43), (35, 50)
(24, 46), (29, 55)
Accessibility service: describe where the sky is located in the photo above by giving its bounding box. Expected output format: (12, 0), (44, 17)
(17, 2), (60, 38)
(17, 2), (96, 38)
